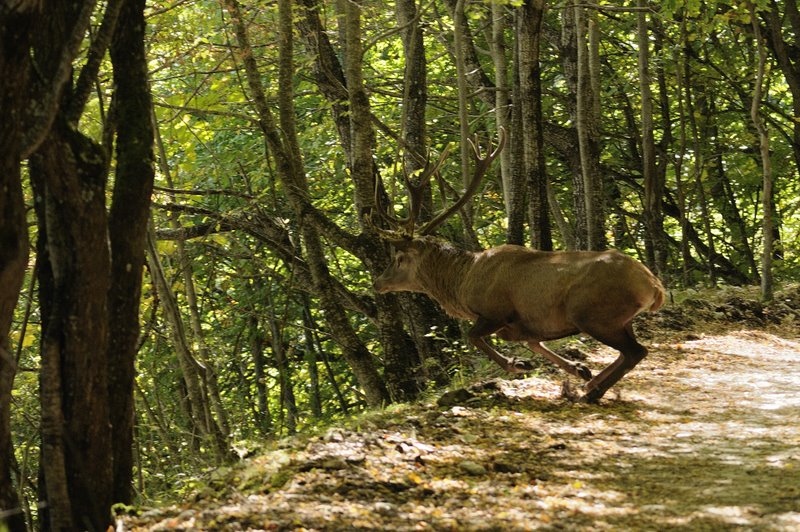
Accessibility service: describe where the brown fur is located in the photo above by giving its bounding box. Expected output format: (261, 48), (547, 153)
(375, 237), (665, 402)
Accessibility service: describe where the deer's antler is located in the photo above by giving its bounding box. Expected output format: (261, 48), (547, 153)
(373, 144), (452, 237)
(418, 127), (506, 236)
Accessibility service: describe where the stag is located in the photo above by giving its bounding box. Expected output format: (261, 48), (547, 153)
(372, 130), (665, 403)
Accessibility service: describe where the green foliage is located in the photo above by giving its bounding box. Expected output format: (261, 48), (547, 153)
(7, 0), (800, 513)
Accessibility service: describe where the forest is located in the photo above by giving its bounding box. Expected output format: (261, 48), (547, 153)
(0, 0), (799, 529)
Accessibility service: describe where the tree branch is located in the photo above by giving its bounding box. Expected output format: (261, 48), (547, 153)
(21, 0), (98, 158)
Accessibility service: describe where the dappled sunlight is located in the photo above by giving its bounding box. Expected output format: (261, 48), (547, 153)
(682, 330), (800, 362)
(675, 331), (800, 412)
(123, 327), (800, 531)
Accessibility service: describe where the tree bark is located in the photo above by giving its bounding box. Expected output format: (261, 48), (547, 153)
(573, 0), (604, 250)
(491, 2), (513, 216)
(247, 313), (273, 432)
(517, 0), (552, 250)
(396, 0), (428, 186)
(452, 0), (479, 248)
(27, 3), (123, 526)
(107, 0), (155, 504)
(395, 0), (455, 386)
(507, 27), (527, 246)
(265, 292), (298, 434)
(441, 0), (495, 107)
(751, 5), (774, 301)
(673, 22), (692, 286)
(296, 0), (352, 164)
(637, 0), (666, 274)
(31, 119), (114, 532)
(0, 5), (33, 530)
(344, 0), (424, 401)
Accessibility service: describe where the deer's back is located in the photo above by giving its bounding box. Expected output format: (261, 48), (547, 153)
(461, 246), (662, 337)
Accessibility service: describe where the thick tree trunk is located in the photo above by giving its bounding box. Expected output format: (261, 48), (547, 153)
(517, 0), (552, 250)
(27, 5), (119, 527)
(31, 120), (114, 532)
(107, 0), (155, 504)
(0, 7), (32, 530)
(344, 0), (425, 400)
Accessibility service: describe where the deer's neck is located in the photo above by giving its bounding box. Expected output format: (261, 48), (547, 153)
(417, 245), (476, 320)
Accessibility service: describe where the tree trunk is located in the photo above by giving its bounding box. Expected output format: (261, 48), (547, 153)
(751, 6), (774, 301)
(517, 0), (551, 250)
(344, 0), (425, 400)
(573, 0), (604, 250)
(145, 227), (230, 458)
(27, 3), (119, 524)
(673, 22), (692, 285)
(303, 320), (324, 419)
(265, 288), (298, 434)
(0, 6), (32, 530)
(302, 298), (350, 414)
(452, 0), (479, 249)
(761, 0), (800, 174)
(295, 0), (352, 160)
(248, 313), (273, 432)
(396, 0), (428, 181)
(441, 0), (495, 107)
(491, 2), (512, 216)
(559, 4), (587, 247)
(637, 0), (666, 274)
(683, 42), (717, 285)
(299, 0), (453, 392)
(107, 0), (155, 504)
(506, 27), (527, 246)
(31, 119), (114, 532)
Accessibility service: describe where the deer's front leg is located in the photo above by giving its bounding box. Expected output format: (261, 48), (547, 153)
(467, 317), (534, 374)
(527, 341), (593, 381)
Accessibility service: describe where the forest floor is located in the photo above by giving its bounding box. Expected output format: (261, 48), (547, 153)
(121, 286), (800, 531)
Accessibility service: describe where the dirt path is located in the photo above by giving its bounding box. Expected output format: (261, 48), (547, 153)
(124, 328), (800, 531)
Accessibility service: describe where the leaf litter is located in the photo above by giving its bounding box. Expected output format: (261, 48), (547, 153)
(121, 286), (800, 531)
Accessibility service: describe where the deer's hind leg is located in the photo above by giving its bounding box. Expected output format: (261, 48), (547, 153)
(579, 321), (647, 403)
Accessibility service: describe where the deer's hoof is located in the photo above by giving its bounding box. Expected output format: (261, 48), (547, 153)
(506, 358), (535, 374)
(578, 388), (603, 404)
(575, 363), (593, 382)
